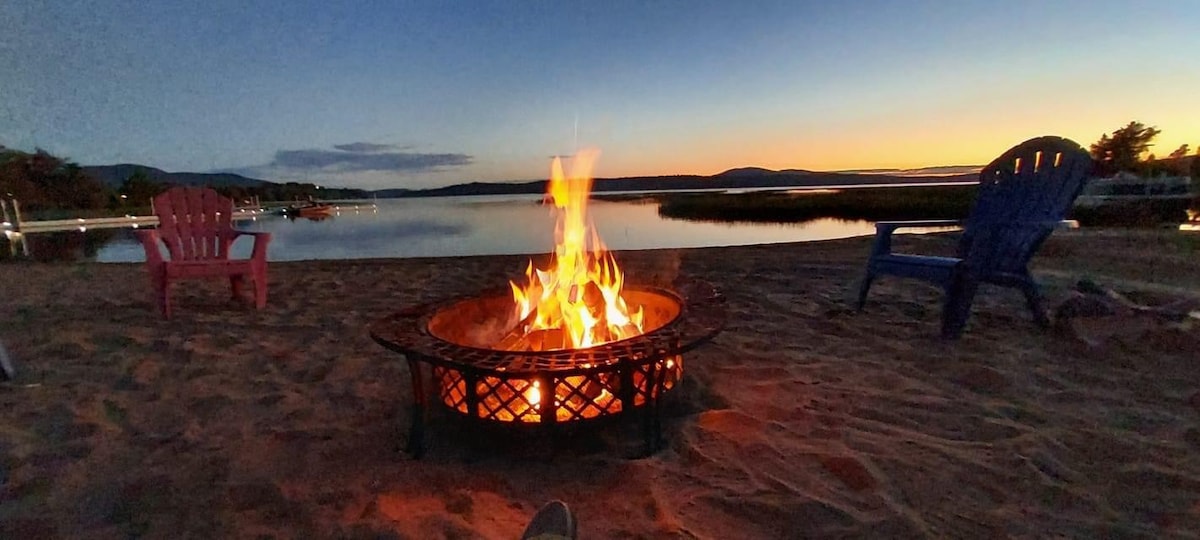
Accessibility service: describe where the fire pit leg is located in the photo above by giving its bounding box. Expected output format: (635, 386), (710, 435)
(644, 388), (669, 455)
(642, 405), (663, 455)
(641, 362), (666, 456)
(404, 358), (428, 458)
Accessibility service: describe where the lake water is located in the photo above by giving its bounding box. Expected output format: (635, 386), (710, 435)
(7, 194), (948, 263)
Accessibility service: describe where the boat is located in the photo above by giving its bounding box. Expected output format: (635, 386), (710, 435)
(280, 201), (336, 220)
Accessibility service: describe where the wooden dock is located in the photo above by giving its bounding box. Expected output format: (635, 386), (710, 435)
(2, 198), (267, 234)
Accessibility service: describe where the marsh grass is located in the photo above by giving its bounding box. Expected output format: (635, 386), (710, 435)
(1070, 199), (1197, 227)
(654, 185), (1198, 227)
(656, 185), (979, 223)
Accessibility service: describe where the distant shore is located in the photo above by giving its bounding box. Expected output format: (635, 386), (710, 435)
(374, 171), (975, 198)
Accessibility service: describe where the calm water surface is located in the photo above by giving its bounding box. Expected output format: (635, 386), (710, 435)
(20, 195), (920, 263)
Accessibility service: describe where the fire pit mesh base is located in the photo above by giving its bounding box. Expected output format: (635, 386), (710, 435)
(429, 356), (684, 424)
(553, 372), (621, 420)
(434, 366), (469, 415)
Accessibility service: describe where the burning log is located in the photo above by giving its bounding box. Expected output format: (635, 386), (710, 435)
(502, 149), (648, 352)
(495, 307), (542, 351)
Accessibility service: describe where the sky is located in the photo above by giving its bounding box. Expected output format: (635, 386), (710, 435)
(2, 1), (1197, 190)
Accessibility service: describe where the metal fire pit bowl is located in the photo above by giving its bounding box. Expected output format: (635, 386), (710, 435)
(370, 278), (725, 457)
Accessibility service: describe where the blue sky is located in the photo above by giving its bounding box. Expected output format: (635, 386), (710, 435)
(2, 1), (1196, 189)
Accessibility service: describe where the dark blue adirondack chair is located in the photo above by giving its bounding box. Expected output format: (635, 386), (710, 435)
(855, 136), (1093, 338)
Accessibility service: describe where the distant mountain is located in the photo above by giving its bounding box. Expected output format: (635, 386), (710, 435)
(82, 164), (270, 189)
(717, 167), (775, 177)
(373, 180), (544, 198)
(716, 167), (814, 177)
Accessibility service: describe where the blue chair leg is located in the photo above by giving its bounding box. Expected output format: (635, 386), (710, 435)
(855, 270), (875, 311)
(941, 273), (978, 339)
(1020, 278), (1050, 328)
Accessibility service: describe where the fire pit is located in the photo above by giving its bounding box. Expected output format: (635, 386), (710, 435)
(370, 149), (725, 456)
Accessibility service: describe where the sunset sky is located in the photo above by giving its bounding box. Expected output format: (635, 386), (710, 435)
(2, 1), (1197, 189)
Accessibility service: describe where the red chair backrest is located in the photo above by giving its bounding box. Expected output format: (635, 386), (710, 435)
(152, 187), (236, 261)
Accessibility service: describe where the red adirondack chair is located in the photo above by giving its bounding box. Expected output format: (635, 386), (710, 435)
(136, 187), (271, 318)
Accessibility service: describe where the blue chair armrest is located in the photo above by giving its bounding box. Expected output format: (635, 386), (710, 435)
(870, 220), (963, 257)
(874, 219), (963, 232)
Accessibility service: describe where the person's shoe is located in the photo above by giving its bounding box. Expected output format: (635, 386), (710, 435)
(521, 500), (577, 540)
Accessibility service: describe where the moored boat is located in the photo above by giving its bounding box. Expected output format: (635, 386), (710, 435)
(280, 202), (336, 220)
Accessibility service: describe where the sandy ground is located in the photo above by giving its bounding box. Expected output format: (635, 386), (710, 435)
(1, 229), (1199, 539)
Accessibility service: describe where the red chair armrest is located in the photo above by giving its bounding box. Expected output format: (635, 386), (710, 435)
(135, 229), (165, 266)
(231, 231), (272, 261)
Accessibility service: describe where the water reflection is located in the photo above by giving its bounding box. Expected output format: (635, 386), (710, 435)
(1, 228), (116, 262)
(4, 195), (903, 263)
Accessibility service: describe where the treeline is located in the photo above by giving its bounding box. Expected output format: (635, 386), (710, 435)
(0, 147), (110, 211)
(657, 185), (979, 224)
(1090, 121), (1199, 178)
(117, 168), (368, 206)
(219, 183), (368, 205)
(0, 145), (368, 216)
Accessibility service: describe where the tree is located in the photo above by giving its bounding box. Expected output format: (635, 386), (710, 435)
(1090, 121), (1162, 176)
(0, 147), (111, 211)
(1161, 144), (1192, 176)
(1192, 146), (1200, 180)
(119, 169), (166, 206)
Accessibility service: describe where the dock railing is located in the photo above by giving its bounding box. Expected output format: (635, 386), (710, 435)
(1, 198), (267, 234)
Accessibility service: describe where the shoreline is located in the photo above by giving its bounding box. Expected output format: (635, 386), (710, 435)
(1, 230), (1198, 537)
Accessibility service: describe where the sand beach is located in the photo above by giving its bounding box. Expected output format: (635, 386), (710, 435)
(1, 229), (1199, 538)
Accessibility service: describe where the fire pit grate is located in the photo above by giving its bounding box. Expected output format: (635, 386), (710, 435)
(370, 278), (725, 457)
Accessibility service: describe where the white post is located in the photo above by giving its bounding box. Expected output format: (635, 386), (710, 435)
(1, 199), (11, 225)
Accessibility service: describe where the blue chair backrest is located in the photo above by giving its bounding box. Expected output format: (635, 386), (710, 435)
(958, 136), (1093, 276)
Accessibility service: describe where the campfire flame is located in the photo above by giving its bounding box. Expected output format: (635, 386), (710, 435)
(498, 148), (645, 351)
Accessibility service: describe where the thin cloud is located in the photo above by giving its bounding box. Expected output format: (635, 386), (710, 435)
(332, 142), (407, 153)
(237, 142), (473, 175)
(218, 142), (476, 189)
(272, 148), (472, 172)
